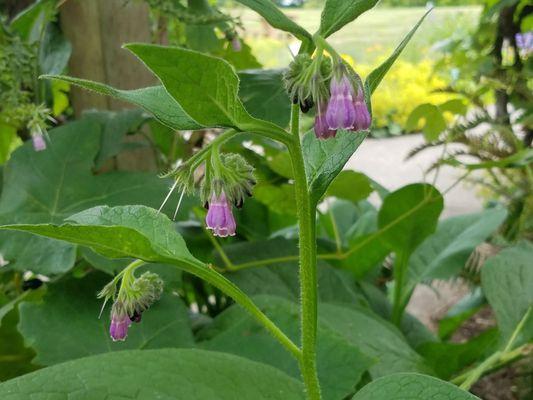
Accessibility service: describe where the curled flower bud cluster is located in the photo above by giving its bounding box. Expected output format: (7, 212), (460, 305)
(284, 54), (331, 114)
(100, 271), (164, 342)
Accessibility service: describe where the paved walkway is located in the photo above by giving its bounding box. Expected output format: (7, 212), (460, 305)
(346, 133), (483, 217)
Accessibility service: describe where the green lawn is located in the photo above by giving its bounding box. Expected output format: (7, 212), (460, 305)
(232, 6), (480, 67)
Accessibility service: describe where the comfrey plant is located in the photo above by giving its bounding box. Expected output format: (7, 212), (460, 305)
(5, 3), (484, 400)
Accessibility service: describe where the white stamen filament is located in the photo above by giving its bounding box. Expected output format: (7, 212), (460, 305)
(158, 180), (178, 214)
(173, 187), (186, 221)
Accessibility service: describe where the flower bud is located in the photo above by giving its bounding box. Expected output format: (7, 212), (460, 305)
(206, 191), (236, 237)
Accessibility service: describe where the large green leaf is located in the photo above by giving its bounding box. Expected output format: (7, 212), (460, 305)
(3, 205), (198, 264)
(418, 329), (499, 380)
(38, 23), (71, 77)
(83, 109), (147, 168)
(481, 242), (533, 345)
(351, 373), (479, 400)
(222, 238), (367, 305)
(378, 183), (443, 255)
(238, 69), (291, 128)
(18, 272), (194, 366)
(42, 76), (203, 130)
(0, 349), (304, 399)
(405, 103), (447, 141)
(125, 44), (267, 131)
(405, 208), (506, 303)
(0, 124), (19, 165)
(319, 0), (379, 38)
(0, 121), (175, 274)
(0, 298), (40, 381)
(303, 130), (367, 205)
(366, 9), (431, 95)
(358, 282), (437, 350)
(10, 0), (54, 43)
(326, 171), (373, 204)
(235, 0), (311, 42)
(199, 295), (373, 400)
(319, 304), (432, 378)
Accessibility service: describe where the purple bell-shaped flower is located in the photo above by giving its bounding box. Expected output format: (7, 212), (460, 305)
(326, 75), (357, 130)
(314, 102), (337, 139)
(205, 191), (237, 237)
(32, 133), (47, 152)
(352, 88), (371, 131)
(109, 302), (132, 342)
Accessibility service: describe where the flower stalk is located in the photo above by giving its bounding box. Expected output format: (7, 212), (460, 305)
(289, 103), (322, 400)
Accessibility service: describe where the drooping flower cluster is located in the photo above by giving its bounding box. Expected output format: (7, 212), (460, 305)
(202, 153), (255, 237)
(285, 51), (372, 140)
(99, 270), (164, 342)
(26, 104), (54, 152)
(166, 149), (255, 238)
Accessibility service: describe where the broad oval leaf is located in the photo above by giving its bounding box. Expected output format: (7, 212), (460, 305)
(235, 0), (311, 42)
(239, 69), (291, 128)
(125, 44), (265, 130)
(303, 130), (367, 206)
(2, 205), (198, 264)
(481, 242), (533, 345)
(0, 120), (175, 274)
(221, 238), (367, 305)
(351, 373), (479, 400)
(319, 0), (379, 38)
(199, 295), (373, 400)
(326, 170), (373, 203)
(320, 303), (432, 378)
(0, 349), (304, 399)
(406, 208), (507, 299)
(378, 183), (443, 255)
(41, 76), (203, 130)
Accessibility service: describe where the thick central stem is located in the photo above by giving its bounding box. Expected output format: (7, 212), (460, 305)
(289, 104), (321, 400)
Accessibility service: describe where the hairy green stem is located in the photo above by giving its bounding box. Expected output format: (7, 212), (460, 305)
(289, 104), (322, 400)
(391, 251), (409, 326)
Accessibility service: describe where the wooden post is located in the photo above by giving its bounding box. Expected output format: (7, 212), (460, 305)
(60, 0), (157, 170)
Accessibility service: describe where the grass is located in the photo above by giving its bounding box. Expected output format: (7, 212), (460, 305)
(231, 6), (481, 67)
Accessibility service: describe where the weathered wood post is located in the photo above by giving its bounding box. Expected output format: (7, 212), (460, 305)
(60, 0), (158, 170)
